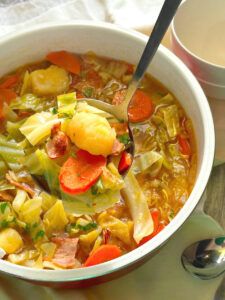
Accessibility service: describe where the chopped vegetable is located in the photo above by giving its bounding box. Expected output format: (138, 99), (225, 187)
(62, 190), (121, 215)
(121, 171), (154, 243)
(57, 92), (77, 117)
(118, 151), (132, 173)
(35, 149), (60, 194)
(0, 75), (19, 89)
(0, 135), (25, 170)
(76, 101), (113, 119)
(30, 65), (70, 96)
(0, 89), (17, 118)
(43, 200), (68, 234)
(19, 112), (60, 146)
(178, 135), (191, 156)
(12, 189), (27, 213)
(98, 211), (131, 245)
(117, 133), (131, 145)
(46, 50), (81, 75)
(162, 105), (180, 138)
(138, 213), (165, 247)
(59, 150), (106, 195)
(0, 228), (23, 254)
(101, 162), (124, 191)
(67, 111), (116, 156)
(132, 150), (163, 176)
(84, 244), (121, 267)
(128, 90), (154, 123)
(19, 197), (42, 224)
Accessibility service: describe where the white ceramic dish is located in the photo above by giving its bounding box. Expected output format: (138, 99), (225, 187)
(0, 21), (215, 287)
(171, 0), (225, 99)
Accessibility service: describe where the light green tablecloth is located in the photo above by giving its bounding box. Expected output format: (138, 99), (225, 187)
(0, 212), (223, 300)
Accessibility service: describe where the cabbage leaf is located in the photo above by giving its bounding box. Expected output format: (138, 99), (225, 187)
(121, 171), (153, 243)
(162, 105), (180, 138)
(19, 112), (60, 145)
(62, 190), (121, 215)
(132, 150), (163, 176)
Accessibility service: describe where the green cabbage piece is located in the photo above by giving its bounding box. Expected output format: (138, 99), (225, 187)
(162, 105), (180, 138)
(76, 101), (113, 119)
(10, 94), (53, 112)
(61, 190), (121, 215)
(0, 135), (24, 171)
(132, 150), (163, 177)
(6, 119), (26, 142)
(121, 171), (153, 243)
(0, 162), (7, 179)
(19, 112), (60, 145)
(33, 149), (60, 195)
(57, 92), (77, 117)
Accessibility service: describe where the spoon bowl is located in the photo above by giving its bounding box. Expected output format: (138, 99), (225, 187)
(181, 237), (225, 279)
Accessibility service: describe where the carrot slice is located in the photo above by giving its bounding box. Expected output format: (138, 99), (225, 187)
(112, 89), (153, 123)
(84, 245), (121, 267)
(118, 151), (132, 173)
(0, 75), (19, 89)
(128, 90), (154, 123)
(0, 89), (17, 103)
(46, 50), (81, 75)
(59, 150), (106, 195)
(178, 135), (191, 156)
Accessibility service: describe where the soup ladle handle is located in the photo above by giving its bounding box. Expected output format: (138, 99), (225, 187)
(122, 0), (183, 115)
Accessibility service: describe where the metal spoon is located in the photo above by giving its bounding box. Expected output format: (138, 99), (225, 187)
(181, 236), (225, 279)
(80, 0), (182, 123)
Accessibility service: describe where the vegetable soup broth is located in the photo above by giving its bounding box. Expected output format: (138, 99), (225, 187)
(0, 51), (196, 269)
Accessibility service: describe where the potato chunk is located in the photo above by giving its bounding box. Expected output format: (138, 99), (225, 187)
(30, 65), (70, 96)
(67, 112), (116, 156)
(0, 228), (23, 254)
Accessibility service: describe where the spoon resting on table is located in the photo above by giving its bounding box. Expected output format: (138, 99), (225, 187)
(182, 236), (225, 279)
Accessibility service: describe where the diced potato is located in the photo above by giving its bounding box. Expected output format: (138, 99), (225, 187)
(30, 65), (70, 96)
(0, 228), (23, 254)
(98, 212), (131, 245)
(19, 197), (42, 224)
(43, 200), (68, 234)
(67, 112), (116, 156)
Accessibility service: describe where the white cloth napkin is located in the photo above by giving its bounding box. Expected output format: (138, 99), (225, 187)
(0, 0), (163, 37)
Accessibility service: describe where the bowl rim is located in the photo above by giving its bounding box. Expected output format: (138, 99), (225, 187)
(0, 21), (215, 282)
(171, 0), (225, 71)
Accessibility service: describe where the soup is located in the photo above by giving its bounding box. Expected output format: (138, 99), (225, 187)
(0, 51), (196, 269)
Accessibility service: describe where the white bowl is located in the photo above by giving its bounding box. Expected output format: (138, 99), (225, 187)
(171, 0), (225, 99)
(0, 21), (215, 286)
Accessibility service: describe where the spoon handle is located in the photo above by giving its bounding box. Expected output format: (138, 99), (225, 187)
(124, 0), (183, 105)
